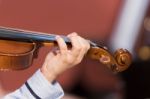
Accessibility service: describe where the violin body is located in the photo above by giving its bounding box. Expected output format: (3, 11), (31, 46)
(0, 26), (132, 72)
(0, 40), (36, 70)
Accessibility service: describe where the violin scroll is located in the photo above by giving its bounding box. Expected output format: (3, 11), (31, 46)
(87, 47), (132, 73)
(114, 49), (132, 72)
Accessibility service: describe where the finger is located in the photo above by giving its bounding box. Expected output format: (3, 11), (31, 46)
(67, 33), (82, 57)
(55, 35), (68, 55)
(52, 50), (60, 56)
(45, 51), (56, 63)
(75, 36), (90, 62)
(79, 36), (90, 52)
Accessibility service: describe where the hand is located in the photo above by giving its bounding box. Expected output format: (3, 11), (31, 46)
(40, 32), (90, 82)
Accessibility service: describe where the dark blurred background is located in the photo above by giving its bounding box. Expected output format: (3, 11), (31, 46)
(0, 0), (150, 99)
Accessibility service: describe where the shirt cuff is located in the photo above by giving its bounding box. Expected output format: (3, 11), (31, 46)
(22, 69), (64, 99)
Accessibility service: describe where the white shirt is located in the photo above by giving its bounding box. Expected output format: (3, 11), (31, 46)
(3, 69), (64, 99)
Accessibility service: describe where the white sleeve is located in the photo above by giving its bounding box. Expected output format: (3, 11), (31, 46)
(3, 69), (64, 99)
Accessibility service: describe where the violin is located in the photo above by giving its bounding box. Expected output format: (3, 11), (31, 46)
(0, 26), (132, 73)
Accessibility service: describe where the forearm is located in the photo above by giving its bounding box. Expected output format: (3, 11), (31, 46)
(3, 69), (64, 99)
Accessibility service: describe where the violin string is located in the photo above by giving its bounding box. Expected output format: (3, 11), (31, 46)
(0, 26), (70, 43)
(0, 26), (102, 48)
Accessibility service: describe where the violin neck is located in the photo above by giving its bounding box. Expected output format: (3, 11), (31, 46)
(0, 26), (70, 43)
(0, 26), (100, 47)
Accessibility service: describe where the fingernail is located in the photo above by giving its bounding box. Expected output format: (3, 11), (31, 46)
(72, 32), (78, 36)
(55, 35), (60, 39)
(67, 32), (78, 37)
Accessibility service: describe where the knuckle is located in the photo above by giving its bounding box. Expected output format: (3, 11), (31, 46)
(72, 52), (79, 57)
(66, 58), (74, 64)
(82, 45), (87, 50)
(61, 53), (67, 59)
(84, 44), (90, 52)
(61, 47), (67, 52)
(62, 56), (73, 64)
(61, 57), (69, 64)
(87, 43), (90, 50)
(63, 59), (69, 64)
(74, 46), (81, 51)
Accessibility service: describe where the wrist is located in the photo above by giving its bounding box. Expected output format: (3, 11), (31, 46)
(40, 67), (57, 83)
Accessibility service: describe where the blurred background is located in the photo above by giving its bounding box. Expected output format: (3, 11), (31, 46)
(0, 0), (150, 99)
